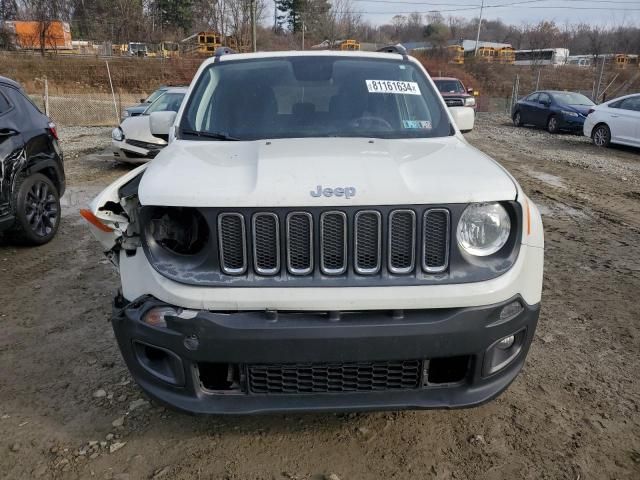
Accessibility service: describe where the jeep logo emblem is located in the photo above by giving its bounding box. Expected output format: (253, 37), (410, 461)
(310, 185), (356, 199)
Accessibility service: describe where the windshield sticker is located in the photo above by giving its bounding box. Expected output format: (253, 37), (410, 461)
(366, 80), (421, 95)
(403, 120), (432, 129)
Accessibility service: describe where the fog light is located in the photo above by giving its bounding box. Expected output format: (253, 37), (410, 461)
(142, 306), (178, 328)
(483, 329), (527, 376)
(500, 300), (523, 320)
(497, 335), (515, 349)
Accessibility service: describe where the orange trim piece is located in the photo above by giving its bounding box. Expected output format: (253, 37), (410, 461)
(80, 209), (114, 232)
(525, 199), (531, 235)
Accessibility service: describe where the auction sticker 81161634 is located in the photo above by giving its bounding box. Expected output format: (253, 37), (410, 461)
(366, 80), (421, 95)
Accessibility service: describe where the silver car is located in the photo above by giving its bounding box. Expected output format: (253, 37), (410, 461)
(112, 87), (187, 163)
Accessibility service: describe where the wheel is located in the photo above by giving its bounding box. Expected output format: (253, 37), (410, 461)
(512, 111), (522, 127)
(592, 124), (611, 147)
(8, 173), (61, 245)
(547, 115), (559, 133)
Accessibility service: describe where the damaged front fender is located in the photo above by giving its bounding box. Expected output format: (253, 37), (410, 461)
(84, 164), (148, 252)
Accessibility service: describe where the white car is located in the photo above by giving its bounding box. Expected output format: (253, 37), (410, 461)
(584, 93), (640, 148)
(111, 87), (187, 162)
(83, 49), (543, 414)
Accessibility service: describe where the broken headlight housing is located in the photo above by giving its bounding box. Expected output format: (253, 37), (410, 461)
(146, 207), (209, 255)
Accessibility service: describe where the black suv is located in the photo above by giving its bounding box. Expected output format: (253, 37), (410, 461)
(0, 76), (65, 245)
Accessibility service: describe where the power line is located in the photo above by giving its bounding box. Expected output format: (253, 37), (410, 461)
(352, 0), (640, 4)
(340, 4), (640, 14)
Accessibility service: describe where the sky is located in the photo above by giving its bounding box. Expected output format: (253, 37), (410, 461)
(348, 0), (640, 27)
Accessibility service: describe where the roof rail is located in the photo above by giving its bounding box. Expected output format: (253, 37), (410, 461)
(376, 44), (407, 55)
(214, 46), (236, 56)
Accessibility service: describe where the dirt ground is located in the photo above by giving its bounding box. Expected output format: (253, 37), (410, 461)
(1, 115), (639, 480)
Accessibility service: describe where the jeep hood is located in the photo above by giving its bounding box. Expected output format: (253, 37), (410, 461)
(138, 136), (517, 207)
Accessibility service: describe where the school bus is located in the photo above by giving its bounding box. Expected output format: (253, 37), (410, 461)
(496, 47), (515, 65)
(447, 45), (464, 64)
(181, 31), (222, 56)
(477, 46), (496, 62)
(338, 39), (360, 51)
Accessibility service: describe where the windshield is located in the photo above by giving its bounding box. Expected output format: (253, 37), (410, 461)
(434, 79), (465, 94)
(551, 92), (594, 106)
(180, 56), (451, 140)
(144, 92), (185, 114)
(145, 88), (166, 103)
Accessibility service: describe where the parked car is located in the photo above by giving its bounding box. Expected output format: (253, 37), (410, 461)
(123, 85), (174, 118)
(432, 77), (477, 109)
(112, 87), (187, 162)
(512, 90), (595, 133)
(0, 75), (65, 245)
(83, 49), (543, 414)
(583, 93), (640, 148)
(432, 77), (476, 132)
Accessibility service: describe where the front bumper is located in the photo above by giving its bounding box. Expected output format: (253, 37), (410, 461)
(112, 294), (540, 414)
(559, 115), (586, 131)
(112, 139), (153, 163)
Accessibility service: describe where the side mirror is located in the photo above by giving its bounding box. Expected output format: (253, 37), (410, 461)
(467, 88), (474, 94)
(448, 106), (475, 133)
(150, 111), (177, 142)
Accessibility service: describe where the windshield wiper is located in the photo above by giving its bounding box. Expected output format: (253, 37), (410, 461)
(181, 129), (240, 141)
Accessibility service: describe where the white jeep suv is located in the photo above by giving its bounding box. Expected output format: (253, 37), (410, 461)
(83, 50), (543, 414)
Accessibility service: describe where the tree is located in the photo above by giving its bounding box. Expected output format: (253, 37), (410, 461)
(276, 0), (305, 32)
(151, 0), (193, 33)
(390, 14), (406, 40)
(0, 0), (18, 21)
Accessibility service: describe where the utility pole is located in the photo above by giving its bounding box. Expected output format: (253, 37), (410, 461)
(474, 0), (484, 56)
(595, 55), (606, 101)
(250, 0), (257, 52)
(301, 18), (305, 50)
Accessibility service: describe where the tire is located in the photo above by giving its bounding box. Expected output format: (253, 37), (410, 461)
(592, 124), (611, 148)
(8, 173), (61, 246)
(547, 115), (559, 134)
(512, 111), (522, 127)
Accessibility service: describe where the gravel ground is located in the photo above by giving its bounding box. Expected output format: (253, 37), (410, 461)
(1, 115), (639, 480)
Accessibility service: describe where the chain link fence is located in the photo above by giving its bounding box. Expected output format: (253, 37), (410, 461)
(29, 86), (141, 126)
(6, 53), (201, 127)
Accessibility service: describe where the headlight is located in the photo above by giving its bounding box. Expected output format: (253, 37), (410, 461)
(456, 203), (511, 256)
(561, 110), (578, 117)
(147, 207), (209, 255)
(464, 97), (476, 107)
(112, 127), (124, 141)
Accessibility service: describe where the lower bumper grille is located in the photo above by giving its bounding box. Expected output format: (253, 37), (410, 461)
(247, 360), (422, 394)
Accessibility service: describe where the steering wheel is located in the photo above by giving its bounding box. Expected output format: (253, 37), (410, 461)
(348, 116), (393, 130)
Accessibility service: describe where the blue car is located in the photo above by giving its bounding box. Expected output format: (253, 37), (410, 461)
(512, 90), (595, 133)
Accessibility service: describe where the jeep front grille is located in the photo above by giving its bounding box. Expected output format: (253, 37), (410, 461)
(423, 209), (450, 273)
(388, 210), (416, 274)
(252, 213), (280, 275)
(286, 212), (313, 275)
(320, 211), (347, 275)
(216, 207), (450, 278)
(354, 210), (381, 274)
(218, 213), (247, 275)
